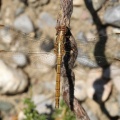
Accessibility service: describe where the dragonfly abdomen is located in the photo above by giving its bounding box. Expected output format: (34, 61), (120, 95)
(55, 55), (62, 108)
(54, 25), (67, 108)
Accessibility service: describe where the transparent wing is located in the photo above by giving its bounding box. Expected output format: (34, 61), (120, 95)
(0, 25), (119, 72)
(0, 25), (55, 53)
(75, 33), (120, 69)
(0, 25), (56, 69)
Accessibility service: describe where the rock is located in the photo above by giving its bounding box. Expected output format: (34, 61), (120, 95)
(105, 97), (119, 117)
(42, 81), (55, 92)
(14, 14), (34, 33)
(114, 51), (120, 60)
(18, 111), (26, 120)
(32, 81), (55, 95)
(87, 69), (112, 102)
(110, 0), (119, 2)
(74, 81), (87, 101)
(77, 53), (98, 68)
(86, 32), (96, 42)
(15, 7), (24, 16)
(104, 5), (120, 27)
(76, 32), (88, 43)
(40, 38), (54, 52)
(0, 101), (14, 112)
(30, 63), (52, 73)
(72, 7), (82, 19)
(92, 0), (106, 10)
(0, 26), (13, 43)
(82, 103), (98, 120)
(112, 76), (120, 92)
(112, 28), (120, 34)
(73, 66), (87, 80)
(87, 110), (98, 120)
(0, 60), (28, 94)
(30, 52), (56, 69)
(28, 0), (49, 6)
(103, 65), (120, 79)
(32, 94), (54, 114)
(12, 52), (27, 67)
(73, 0), (84, 6)
(117, 93), (120, 107)
(86, 99), (109, 120)
(38, 12), (56, 29)
(39, 0), (50, 5)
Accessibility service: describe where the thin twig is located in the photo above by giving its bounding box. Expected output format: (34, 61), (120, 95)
(56, 0), (90, 119)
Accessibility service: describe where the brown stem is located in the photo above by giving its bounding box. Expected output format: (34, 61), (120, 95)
(56, 0), (90, 119)
(61, 28), (90, 120)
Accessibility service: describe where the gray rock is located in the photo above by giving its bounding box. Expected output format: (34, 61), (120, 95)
(0, 26), (13, 43)
(74, 81), (87, 101)
(77, 54), (98, 68)
(30, 52), (56, 69)
(104, 5), (120, 27)
(43, 81), (55, 92)
(92, 0), (106, 10)
(38, 12), (56, 29)
(40, 38), (54, 52)
(0, 101), (14, 112)
(82, 104), (98, 120)
(109, 0), (118, 2)
(12, 52), (27, 67)
(77, 32), (88, 43)
(15, 7), (25, 16)
(32, 94), (54, 114)
(72, 7), (82, 19)
(14, 14), (34, 33)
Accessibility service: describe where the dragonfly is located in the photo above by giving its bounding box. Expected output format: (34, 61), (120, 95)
(0, 25), (120, 108)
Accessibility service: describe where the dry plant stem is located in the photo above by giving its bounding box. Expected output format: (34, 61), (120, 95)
(57, 0), (73, 26)
(61, 30), (90, 120)
(56, 0), (90, 119)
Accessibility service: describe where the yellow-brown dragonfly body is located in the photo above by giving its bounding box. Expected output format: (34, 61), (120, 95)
(54, 26), (66, 108)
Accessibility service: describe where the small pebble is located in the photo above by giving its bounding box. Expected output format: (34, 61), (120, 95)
(0, 101), (14, 112)
(76, 32), (88, 43)
(72, 7), (82, 19)
(73, 0), (84, 6)
(105, 97), (120, 117)
(38, 12), (56, 29)
(74, 80), (87, 101)
(12, 52), (27, 67)
(92, 0), (106, 10)
(14, 14), (34, 33)
(32, 94), (54, 114)
(0, 27), (13, 43)
(112, 76), (120, 93)
(104, 5), (120, 27)
(0, 60), (28, 94)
